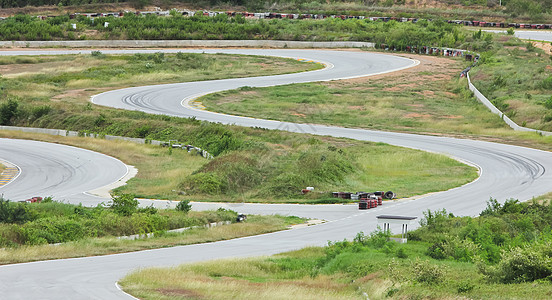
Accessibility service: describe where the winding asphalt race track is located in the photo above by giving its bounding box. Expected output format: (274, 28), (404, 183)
(0, 138), (129, 203)
(1, 49), (552, 299)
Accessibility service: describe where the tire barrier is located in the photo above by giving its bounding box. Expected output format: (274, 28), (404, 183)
(28, 9), (552, 32)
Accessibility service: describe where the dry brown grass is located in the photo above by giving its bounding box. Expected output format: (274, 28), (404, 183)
(121, 258), (360, 300)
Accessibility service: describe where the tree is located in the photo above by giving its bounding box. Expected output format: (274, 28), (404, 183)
(0, 99), (19, 125)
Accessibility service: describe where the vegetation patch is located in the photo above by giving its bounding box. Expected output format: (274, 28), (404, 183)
(0, 196), (305, 264)
(177, 141), (477, 201)
(121, 198), (552, 299)
(0, 13), (468, 48)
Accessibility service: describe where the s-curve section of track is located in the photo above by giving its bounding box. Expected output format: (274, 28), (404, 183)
(0, 138), (129, 204)
(1, 49), (552, 299)
(91, 48), (552, 212)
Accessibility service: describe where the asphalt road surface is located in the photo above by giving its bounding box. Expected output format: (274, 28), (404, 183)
(1, 49), (552, 299)
(0, 138), (129, 203)
(483, 29), (552, 41)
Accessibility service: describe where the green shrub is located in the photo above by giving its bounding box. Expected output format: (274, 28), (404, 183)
(181, 173), (227, 194)
(427, 236), (480, 262)
(427, 242), (447, 259)
(110, 193), (138, 216)
(21, 217), (86, 245)
(540, 76), (552, 89)
(30, 105), (52, 120)
(91, 50), (105, 58)
(265, 148), (354, 197)
(412, 259), (446, 284)
(175, 200), (192, 213)
(419, 209), (454, 231)
(0, 99), (19, 125)
(457, 280), (476, 293)
(215, 207), (237, 221)
(0, 199), (36, 224)
(543, 96), (552, 109)
(138, 205), (158, 215)
(396, 247), (408, 259)
(480, 243), (552, 283)
(196, 152), (262, 193)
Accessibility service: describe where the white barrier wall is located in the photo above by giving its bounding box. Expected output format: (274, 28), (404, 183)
(467, 73), (552, 136)
(0, 40), (375, 48)
(0, 125), (159, 144)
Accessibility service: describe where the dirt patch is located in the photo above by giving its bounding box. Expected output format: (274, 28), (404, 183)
(503, 46), (526, 51)
(421, 90), (435, 97)
(383, 83), (417, 91)
(323, 52), (459, 88)
(470, 72), (490, 81)
(350, 86), (375, 90)
(404, 113), (432, 118)
(506, 99), (527, 110)
(291, 112), (306, 117)
(533, 42), (552, 55)
(0, 62), (58, 76)
(359, 272), (382, 282)
(51, 89), (89, 101)
(383, 86), (401, 91)
(157, 288), (204, 298)
(348, 105), (365, 110)
(210, 95), (244, 105)
(240, 90), (259, 96)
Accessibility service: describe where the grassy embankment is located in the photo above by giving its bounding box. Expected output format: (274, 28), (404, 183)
(469, 35), (552, 132)
(121, 196), (552, 299)
(0, 197), (305, 264)
(0, 52), (477, 202)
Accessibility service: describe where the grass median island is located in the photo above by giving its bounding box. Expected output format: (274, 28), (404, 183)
(121, 198), (552, 300)
(201, 53), (507, 136)
(0, 197), (305, 264)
